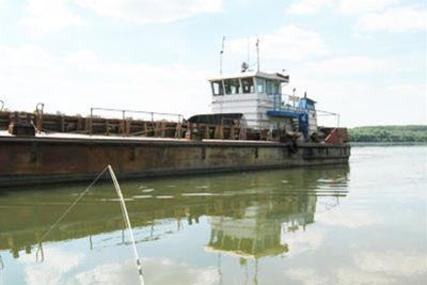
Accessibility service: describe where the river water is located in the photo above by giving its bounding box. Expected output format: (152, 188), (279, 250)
(0, 146), (426, 285)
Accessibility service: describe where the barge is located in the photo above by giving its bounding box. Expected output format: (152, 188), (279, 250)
(0, 67), (350, 187)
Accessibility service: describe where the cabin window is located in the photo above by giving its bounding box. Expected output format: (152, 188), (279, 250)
(266, 80), (272, 94)
(211, 81), (224, 96)
(266, 80), (281, 95)
(241, 77), (254, 94)
(274, 82), (281, 94)
(256, 78), (266, 93)
(224, 79), (241, 95)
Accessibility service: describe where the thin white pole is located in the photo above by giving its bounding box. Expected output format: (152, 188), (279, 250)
(256, 38), (260, 72)
(220, 36), (225, 75)
(108, 165), (145, 285)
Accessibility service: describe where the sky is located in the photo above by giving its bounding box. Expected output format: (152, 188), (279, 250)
(0, 0), (426, 127)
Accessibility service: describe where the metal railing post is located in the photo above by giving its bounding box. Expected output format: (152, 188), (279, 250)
(89, 107), (93, 135)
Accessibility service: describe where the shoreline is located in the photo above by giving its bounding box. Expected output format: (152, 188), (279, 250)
(350, 142), (427, 147)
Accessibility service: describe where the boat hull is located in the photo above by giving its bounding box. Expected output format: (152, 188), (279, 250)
(0, 136), (350, 187)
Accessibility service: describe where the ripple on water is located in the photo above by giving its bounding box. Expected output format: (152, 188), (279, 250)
(155, 195), (174, 199)
(142, 188), (155, 193)
(181, 193), (218, 197)
(195, 185), (209, 189)
(132, 195), (153, 199)
(99, 198), (134, 202)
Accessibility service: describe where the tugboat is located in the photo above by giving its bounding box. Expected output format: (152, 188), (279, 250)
(189, 62), (344, 146)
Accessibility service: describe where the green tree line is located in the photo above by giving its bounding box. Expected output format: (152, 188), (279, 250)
(349, 125), (427, 142)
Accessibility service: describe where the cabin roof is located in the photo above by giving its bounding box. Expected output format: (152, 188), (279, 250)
(208, 71), (289, 82)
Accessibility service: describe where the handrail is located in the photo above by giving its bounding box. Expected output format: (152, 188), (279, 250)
(89, 107), (184, 136)
(0, 100), (4, 111)
(317, 109), (340, 127)
(90, 107), (183, 122)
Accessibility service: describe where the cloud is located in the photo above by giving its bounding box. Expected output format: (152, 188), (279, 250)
(20, 0), (85, 36)
(353, 251), (427, 277)
(286, 0), (334, 15)
(357, 6), (427, 32)
(285, 0), (398, 15)
(19, 247), (84, 285)
(73, 257), (219, 285)
(19, 250), (218, 285)
(286, 0), (408, 15)
(339, 0), (398, 14)
(282, 229), (325, 256)
(335, 267), (394, 284)
(315, 209), (379, 228)
(304, 56), (389, 75)
(0, 44), (210, 118)
(334, 250), (427, 284)
(286, 268), (329, 285)
(228, 25), (328, 62)
(18, 0), (222, 35)
(74, 0), (222, 24)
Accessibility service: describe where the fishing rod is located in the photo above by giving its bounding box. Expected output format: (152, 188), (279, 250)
(108, 165), (145, 285)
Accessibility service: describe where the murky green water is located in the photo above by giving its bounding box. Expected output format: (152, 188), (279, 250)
(0, 146), (426, 285)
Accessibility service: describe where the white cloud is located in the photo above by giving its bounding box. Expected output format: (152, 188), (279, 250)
(18, 0), (222, 35)
(335, 267), (394, 285)
(0, 45), (210, 118)
(284, 250), (427, 285)
(20, 0), (84, 36)
(339, 0), (398, 14)
(282, 228), (324, 256)
(228, 25), (328, 62)
(315, 209), (379, 228)
(74, 257), (219, 285)
(74, 0), (222, 24)
(285, 0), (398, 15)
(334, 251), (427, 284)
(286, 0), (334, 15)
(19, 247), (84, 285)
(353, 251), (427, 277)
(386, 84), (427, 102)
(19, 250), (218, 285)
(305, 56), (389, 75)
(280, 51), (426, 127)
(286, 268), (329, 285)
(357, 6), (427, 32)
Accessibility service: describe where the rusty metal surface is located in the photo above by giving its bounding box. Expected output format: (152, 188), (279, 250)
(0, 135), (350, 187)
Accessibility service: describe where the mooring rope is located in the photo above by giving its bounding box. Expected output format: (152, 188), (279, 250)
(35, 166), (109, 248)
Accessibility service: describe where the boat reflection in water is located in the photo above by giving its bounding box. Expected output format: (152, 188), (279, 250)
(0, 165), (349, 284)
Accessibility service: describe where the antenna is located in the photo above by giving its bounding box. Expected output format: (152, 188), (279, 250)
(219, 36), (225, 75)
(247, 37), (250, 66)
(256, 38), (260, 72)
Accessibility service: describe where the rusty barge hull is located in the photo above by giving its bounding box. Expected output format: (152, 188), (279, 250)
(0, 136), (350, 187)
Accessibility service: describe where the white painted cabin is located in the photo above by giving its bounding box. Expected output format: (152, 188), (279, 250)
(208, 71), (289, 129)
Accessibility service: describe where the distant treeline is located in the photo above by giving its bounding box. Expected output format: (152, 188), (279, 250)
(348, 125), (427, 142)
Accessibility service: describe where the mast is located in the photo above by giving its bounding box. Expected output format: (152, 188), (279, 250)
(256, 38), (260, 72)
(219, 36), (225, 75)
